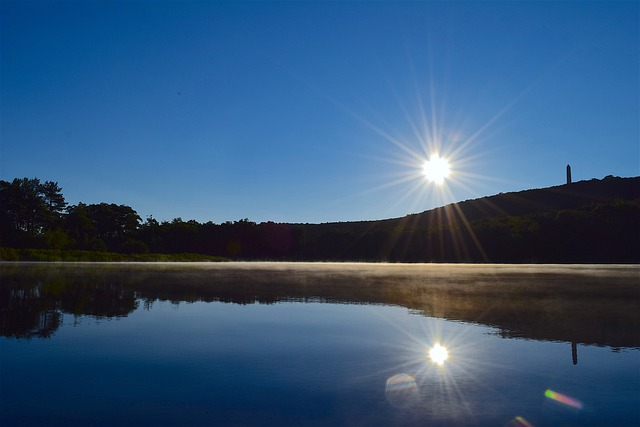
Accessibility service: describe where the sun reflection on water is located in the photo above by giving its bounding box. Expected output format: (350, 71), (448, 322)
(428, 343), (449, 365)
(378, 314), (517, 424)
(375, 298), (599, 426)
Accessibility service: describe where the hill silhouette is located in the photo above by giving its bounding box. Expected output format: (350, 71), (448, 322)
(397, 175), (638, 226)
(291, 176), (639, 262)
(305, 176), (639, 230)
(1, 176), (638, 263)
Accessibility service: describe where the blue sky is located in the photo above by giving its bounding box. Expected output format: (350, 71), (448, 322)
(1, 1), (638, 224)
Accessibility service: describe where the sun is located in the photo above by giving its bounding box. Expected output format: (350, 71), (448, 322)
(423, 154), (451, 185)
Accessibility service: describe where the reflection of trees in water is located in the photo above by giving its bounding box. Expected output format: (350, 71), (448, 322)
(0, 271), (137, 339)
(57, 282), (138, 317)
(0, 287), (62, 338)
(1, 264), (638, 349)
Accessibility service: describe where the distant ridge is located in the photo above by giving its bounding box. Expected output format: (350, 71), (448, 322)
(390, 175), (640, 230)
(304, 176), (639, 230)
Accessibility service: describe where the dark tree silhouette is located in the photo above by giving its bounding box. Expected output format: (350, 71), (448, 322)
(0, 178), (50, 247)
(0, 178), (47, 233)
(40, 181), (67, 217)
(64, 203), (142, 252)
(65, 203), (105, 251)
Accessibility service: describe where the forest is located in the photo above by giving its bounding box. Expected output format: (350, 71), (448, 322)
(1, 176), (638, 263)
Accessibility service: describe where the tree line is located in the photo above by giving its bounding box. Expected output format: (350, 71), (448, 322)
(1, 176), (638, 262)
(1, 178), (142, 253)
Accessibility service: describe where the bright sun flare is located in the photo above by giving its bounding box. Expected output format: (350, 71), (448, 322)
(422, 154), (451, 184)
(428, 343), (449, 365)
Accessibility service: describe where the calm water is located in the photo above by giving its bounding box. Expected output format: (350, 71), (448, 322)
(1, 262), (638, 426)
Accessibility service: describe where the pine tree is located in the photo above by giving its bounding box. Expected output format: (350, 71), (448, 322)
(40, 181), (67, 215)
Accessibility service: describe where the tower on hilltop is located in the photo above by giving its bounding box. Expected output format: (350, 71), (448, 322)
(566, 164), (572, 185)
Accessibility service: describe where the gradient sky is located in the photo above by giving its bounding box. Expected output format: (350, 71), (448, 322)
(1, 1), (638, 224)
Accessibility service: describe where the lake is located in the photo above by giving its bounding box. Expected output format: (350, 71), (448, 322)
(1, 262), (638, 426)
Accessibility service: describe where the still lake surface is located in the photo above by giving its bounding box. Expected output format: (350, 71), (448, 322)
(1, 262), (638, 426)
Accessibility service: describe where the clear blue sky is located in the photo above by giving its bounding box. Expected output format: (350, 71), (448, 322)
(1, 1), (638, 224)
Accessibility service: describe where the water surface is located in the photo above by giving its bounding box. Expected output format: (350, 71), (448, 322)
(1, 262), (638, 426)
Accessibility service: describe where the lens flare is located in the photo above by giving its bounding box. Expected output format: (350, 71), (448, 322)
(428, 343), (449, 365)
(544, 389), (583, 410)
(506, 416), (535, 427)
(385, 373), (419, 408)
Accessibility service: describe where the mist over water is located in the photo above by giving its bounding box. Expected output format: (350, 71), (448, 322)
(1, 262), (638, 426)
